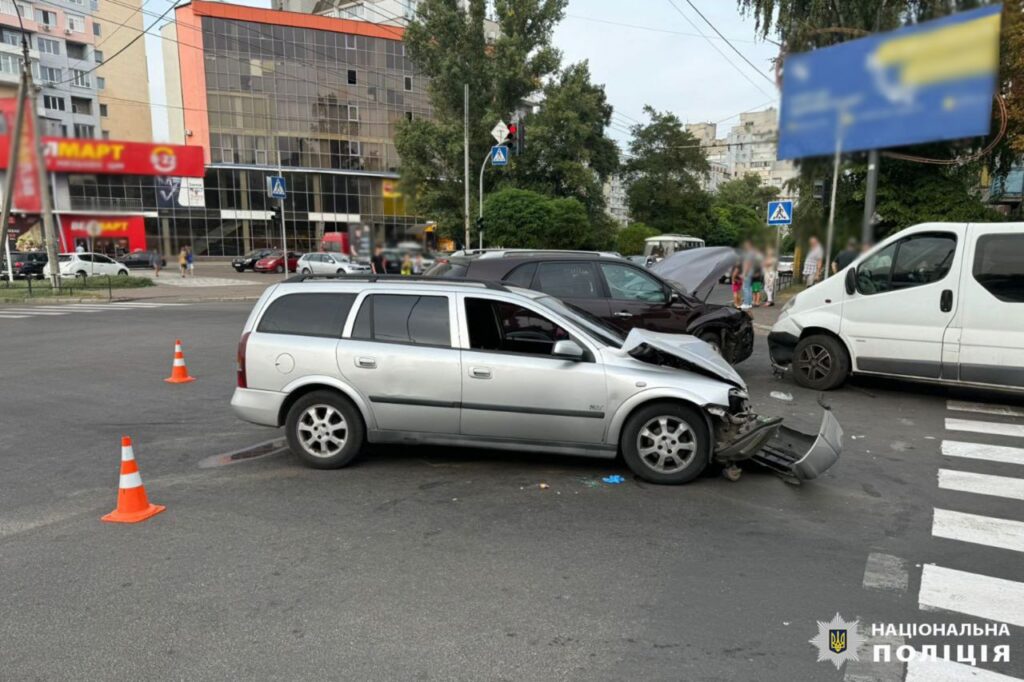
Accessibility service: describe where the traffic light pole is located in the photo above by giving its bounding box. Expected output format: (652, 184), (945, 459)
(478, 153), (489, 249)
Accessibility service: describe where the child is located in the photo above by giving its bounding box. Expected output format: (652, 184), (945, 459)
(731, 264), (742, 308)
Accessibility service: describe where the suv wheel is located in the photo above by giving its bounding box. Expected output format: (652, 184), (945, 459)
(620, 402), (709, 484)
(698, 330), (722, 356)
(793, 334), (849, 390)
(285, 390), (364, 469)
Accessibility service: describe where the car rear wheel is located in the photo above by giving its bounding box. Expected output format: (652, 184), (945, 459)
(301, 267), (312, 275)
(285, 391), (364, 469)
(621, 402), (709, 484)
(793, 334), (849, 390)
(118, 269), (129, 277)
(275, 264), (284, 273)
(76, 270), (88, 279)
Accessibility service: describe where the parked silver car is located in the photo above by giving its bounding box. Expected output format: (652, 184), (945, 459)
(231, 277), (841, 484)
(297, 252), (371, 276)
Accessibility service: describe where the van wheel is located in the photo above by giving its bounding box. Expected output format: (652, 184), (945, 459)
(793, 334), (849, 390)
(620, 402), (709, 484)
(285, 390), (364, 469)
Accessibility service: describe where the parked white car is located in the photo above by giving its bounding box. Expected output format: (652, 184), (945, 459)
(769, 222), (1024, 392)
(296, 252), (371, 276)
(43, 253), (130, 278)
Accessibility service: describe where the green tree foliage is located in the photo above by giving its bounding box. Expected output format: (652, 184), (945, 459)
(482, 187), (603, 249)
(396, 0), (567, 242)
(624, 106), (713, 235)
(616, 223), (660, 255)
(506, 61), (620, 219)
(706, 174), (781, 246)
(714, 173), (779, 216)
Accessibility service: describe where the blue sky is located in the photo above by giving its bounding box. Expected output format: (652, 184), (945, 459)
(145, 0), (780, 142)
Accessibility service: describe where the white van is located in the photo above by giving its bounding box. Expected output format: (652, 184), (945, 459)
(768, 222), (1024, 392)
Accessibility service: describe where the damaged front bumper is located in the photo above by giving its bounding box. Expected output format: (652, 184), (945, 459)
(710, 407), (843, 481)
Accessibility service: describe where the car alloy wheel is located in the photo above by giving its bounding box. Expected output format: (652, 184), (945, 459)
(275, 265), (284, 273)
(296, 404), (348, 458)
(301, 268), (312, 275)
(636, 416), (698, 474)
(792, 334), (849, 390)
(797, 343), (832, 384)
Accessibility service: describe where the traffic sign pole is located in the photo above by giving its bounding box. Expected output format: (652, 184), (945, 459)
(862, 149), (879, 246)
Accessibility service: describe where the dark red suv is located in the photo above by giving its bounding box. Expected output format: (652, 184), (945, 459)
(426, 251), (753, 364)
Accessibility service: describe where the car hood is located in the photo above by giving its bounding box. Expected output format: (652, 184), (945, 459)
(622, 328), (745, 389)
(650, 246), (737, 301)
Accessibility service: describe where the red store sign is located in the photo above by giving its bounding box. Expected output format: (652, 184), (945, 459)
(0, 136), (205, 177)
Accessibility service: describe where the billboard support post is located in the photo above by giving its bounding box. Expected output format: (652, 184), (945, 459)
(862, 149), (879, 245)
(824, 116), (845, 278)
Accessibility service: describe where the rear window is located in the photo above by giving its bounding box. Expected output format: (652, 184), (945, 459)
(257, 293), (356, 338)
(424, 262), (468, 278)
(974, 234), (1024, 303)
(534, 262), (601, 299)
(351, 294), (450, 347)
(503, 262), (537, 288)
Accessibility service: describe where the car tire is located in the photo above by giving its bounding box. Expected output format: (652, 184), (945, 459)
(285, 390), (365, 470)
(620, 401), (709, 484)
(337, 269), (346, 275)
(118, 269), (129, 277)
(793, 334), (849, 391)
(697, 329), (722, 356)
(275, 265), (284, 273)
(76, 270), (87, 279)
(234, 267), (245, 273)
(301, 267), (312, 275)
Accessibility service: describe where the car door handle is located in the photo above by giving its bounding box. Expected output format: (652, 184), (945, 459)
(470, 367), (492, 379)
(940, 289), (953, 313)
(355, 356), (377, 369)
(613, 311), (633, 318)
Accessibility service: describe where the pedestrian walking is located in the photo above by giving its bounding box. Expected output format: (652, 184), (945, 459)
(151, 248), (161, 278)
(400, 253), (413, 276)
(763, 248), (777, 306)
(177, 247), (188, 278)
(371, 244), (387, 275)
(740, 240), (756, 310)
(412, 252), (424, 275)
(803, 236), (824, 285)
(730, 263), (743, 309)
(185, 246), (195, 277)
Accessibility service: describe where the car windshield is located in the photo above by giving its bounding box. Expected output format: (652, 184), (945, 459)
(534, 295), (626, 349)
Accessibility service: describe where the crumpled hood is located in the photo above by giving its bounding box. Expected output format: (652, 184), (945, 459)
(622, 328), (745, 388)
(650, 246), (737, 300)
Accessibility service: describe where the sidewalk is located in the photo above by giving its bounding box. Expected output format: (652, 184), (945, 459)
(113, 262), (281, 303)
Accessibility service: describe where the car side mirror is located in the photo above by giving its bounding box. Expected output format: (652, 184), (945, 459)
(845, 267), (856, 295)
(552, 339), (585, 361)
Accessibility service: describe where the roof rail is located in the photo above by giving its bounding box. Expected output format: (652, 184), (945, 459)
(283, 273), (509, 292)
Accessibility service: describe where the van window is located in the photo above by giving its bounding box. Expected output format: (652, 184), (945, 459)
(856, 233), (956, 294)
(257, 293), (356, 338)
(974, 234), (1024, 303)
(350, 294), (450, 347)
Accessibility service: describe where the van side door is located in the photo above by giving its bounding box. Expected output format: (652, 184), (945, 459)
(953, 226), (1024, 387)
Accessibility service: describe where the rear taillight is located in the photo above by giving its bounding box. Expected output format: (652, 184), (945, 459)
(237, 331), (251, 388)
(13, 261), (23, 267)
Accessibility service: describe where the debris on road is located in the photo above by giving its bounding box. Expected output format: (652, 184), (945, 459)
(770, 391), (794, 401)
(602, 475), (625, 485)
(538, 483), (550, 490)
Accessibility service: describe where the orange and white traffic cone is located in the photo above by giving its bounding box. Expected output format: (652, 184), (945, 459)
(101, 436), (165, 524)
(164, 339), (196, 384)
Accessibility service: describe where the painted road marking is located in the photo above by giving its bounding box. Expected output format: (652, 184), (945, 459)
(842, 633), (904, 682)
(942, 441), (1024, 466)
(938, 470), (1024, 502)
(948, 400), (1024, 419)
(919, 564), (1024, 627)
(946, 418), (1024, 440)
(905, 655), (1022, 682)
(932, 508), (1024, 553)
(862, 552), (909, 593)
(0, 314), (29, 318)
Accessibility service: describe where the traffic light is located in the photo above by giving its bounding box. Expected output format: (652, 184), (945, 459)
(505, 122), (524, 155)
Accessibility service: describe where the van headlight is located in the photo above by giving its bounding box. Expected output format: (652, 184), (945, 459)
(781, 294), (798, 314)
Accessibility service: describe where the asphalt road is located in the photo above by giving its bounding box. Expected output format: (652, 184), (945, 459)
(1, 300), (1022, 681)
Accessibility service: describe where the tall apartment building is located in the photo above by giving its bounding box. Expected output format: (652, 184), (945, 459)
(0, 0), (149, 141)
(687, 108), (798, 195)
(602, 174), (629, 226)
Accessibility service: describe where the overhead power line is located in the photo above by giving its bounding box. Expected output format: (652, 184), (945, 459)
(565, 13), (760, 44)
(674, 0), (776, 87)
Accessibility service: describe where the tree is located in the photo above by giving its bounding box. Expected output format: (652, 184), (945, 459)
(616, 223), (660, 255)
(396, 0), (567, 242)
(481, 187), (596, 248)
(624, 106), (713, 235)
(506, 62), (620, 218)
(714, 173), (779, 216)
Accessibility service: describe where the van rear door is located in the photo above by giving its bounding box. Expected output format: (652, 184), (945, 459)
(952, 224), (1024, 388)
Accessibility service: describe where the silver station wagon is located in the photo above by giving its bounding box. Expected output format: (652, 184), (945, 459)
(231, 276), (842, 484)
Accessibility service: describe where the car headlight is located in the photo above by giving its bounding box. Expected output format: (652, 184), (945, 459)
(781, 294), (798, 314)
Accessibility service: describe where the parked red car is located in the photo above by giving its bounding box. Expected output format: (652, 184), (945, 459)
(254, 251), (301, 273)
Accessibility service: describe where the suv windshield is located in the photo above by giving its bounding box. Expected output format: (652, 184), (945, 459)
(535, 295), (626, 348)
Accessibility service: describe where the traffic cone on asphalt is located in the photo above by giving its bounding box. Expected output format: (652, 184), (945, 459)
(101, 436), (165, 524)
(164, 339), (196, 384)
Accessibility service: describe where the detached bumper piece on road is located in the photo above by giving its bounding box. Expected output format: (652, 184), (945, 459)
(714, 408), (843, 483)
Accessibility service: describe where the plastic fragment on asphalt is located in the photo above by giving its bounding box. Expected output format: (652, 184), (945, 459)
(538, 483), (550, 490)
(770, 391), (794, 401)
(602, 475), (625, 484)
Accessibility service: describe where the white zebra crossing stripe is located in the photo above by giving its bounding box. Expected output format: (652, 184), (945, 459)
(906, 655), (1023, 682)
(946, 418), (1024, 440)
(942, 441), (1024, 466)
(919, 564), (1024, 627)
(938, 470), (1024, 501)
(0, 302), (187, 318)
(862, 552), (909, 593)
(0, 314), (29, 318)
(948, 400), (1024, 419)
(932, 508), (1024, 553)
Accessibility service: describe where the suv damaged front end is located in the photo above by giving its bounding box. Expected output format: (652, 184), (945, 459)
(624, 330), (842, 481)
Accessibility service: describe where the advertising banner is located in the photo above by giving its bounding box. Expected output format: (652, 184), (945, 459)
(0, 98), (42, 212)
(0, 134), (205, 177)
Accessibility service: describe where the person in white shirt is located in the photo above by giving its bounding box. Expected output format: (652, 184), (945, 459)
(803, 236), (824, 285)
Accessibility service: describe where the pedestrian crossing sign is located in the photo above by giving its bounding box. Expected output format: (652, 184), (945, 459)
(767, 200), (793, 226)
(267, 175), (287, 200)
(490, 145), (509, 166)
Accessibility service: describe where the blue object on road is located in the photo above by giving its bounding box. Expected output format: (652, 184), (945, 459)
(490, 145), (509, 166)
(778, 5), (1001, 159)
(767, 200), (793, 226)
(602, 475), (625, 485)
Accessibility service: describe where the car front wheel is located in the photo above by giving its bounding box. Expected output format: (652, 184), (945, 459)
(793, 334), (849, 390)
(275, 265), (284, 273)
(620, 402), (709, 484)
(285, 390), (365, 469)
(301, 267), (311, 275)
(698, 330), (722, 356)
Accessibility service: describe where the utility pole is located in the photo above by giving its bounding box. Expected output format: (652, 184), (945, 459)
(463, 83), (470, 251)
(0, 59), (26, 283)
(861, 149), (879, 245)
(478, 152), (489, 249)
(278, 160), (288, 281)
